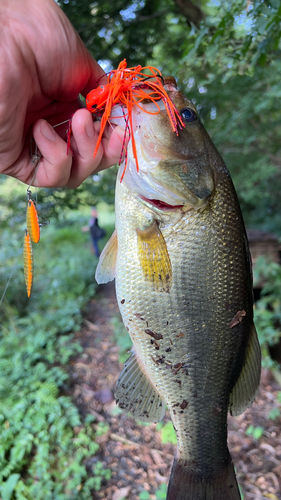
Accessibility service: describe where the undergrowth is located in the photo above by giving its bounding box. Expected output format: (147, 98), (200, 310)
(0, 213), (111, 499)
(254, 257), (281, 368)
(139, 484), (168, 500)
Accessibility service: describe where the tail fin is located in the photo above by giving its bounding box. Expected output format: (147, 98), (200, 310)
(167, 451), (241, 500)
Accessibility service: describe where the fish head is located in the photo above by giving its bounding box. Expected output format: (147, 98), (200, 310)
(111, 77), (218, 212)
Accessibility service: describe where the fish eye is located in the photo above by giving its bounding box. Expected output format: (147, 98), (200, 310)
(180, 107), (197, 123)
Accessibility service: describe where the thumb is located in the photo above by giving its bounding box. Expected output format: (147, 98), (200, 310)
(32, 119), (73, 187)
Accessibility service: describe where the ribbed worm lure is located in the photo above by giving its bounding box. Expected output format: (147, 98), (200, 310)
(23, 229), (34, 298)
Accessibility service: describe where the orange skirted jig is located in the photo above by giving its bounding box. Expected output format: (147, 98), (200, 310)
(85, 59), (185, 180)
(23, 230), (33, 298)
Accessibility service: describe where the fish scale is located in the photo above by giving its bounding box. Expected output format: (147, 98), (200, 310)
(96, 79), (261, 499)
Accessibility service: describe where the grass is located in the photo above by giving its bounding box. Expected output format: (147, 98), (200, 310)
(156, 421), (177, 445)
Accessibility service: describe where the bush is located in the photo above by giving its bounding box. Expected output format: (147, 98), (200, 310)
(0, 214), (113, 498)
(254, 257), (281, 368)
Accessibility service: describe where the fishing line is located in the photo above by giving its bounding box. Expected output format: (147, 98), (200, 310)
(0, 263), (18, 306)
(119, 106), (131, 181)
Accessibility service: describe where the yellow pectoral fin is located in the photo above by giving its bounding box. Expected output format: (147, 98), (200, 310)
(136, 221), (172, 292)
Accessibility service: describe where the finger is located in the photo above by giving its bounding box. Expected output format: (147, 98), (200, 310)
(65, 109), (104, 188)
(32, 119), (72, 187)
(65, 109), (125, 188)
(97, 122), (127, 172)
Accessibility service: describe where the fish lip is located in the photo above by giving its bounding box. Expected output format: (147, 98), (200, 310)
(139, 195), (184, 212)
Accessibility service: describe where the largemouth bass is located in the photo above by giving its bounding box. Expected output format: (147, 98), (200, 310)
(96, 78), (261, 500)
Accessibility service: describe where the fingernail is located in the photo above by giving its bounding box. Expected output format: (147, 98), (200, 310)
(85, 116), (95, 138)
(41, 121), (56, 141)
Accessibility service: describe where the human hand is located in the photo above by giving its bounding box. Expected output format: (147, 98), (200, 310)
(0, 0), (123, 188)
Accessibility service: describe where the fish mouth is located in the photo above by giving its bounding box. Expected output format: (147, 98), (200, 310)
(140, 196), (184, 212)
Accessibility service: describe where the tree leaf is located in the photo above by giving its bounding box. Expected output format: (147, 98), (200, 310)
(0, 474), (20, 500)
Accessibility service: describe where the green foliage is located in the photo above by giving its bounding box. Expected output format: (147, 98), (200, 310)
(156, 421), (177, 445)
(246, 425), (264, 440)
(139, 492), (150, 500)
(0, 398), (99, 497)
(59, 0), (190, 69)
(155, 484), (168, 499)
(254, 257), (281, 366)
(0, 209), (116, 498)
(90, 461), (111, 491)
(111, 315), (132, 363)
(37, 168), (118, 219)
(136, 420), (153, 427)
(180, 0), (281, 77)
(151, 2), (281, 234)
(95, 422), (110, 436)
(267, 407), (280, 421)
(0, 474), (21, 500)
(138, 484), (167, 500)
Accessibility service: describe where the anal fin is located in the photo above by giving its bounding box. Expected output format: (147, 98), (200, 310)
(115, 352), (165, 423)
(95, 229), (117, 284)
(229, 323), (261, 416)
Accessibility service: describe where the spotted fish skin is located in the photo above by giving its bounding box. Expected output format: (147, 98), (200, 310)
(97, 79), (261, 500)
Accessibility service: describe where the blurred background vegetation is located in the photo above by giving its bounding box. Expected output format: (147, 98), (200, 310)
(1, 0), (281, 497)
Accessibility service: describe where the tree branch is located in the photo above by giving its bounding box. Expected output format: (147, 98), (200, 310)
(133, 9), (170, 23)
(172, 0), (204, 27)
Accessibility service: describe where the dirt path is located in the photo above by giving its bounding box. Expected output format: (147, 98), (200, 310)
(68, 283), (281, 500)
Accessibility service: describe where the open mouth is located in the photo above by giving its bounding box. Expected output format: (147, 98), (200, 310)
(140, 196), (184, 211)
